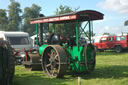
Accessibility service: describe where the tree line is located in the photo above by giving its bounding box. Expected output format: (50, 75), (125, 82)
(0, 0), (41, 36)
(0, 0), (78, 36)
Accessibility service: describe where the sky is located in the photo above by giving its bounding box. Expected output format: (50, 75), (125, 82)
(0, 0), (128, 36)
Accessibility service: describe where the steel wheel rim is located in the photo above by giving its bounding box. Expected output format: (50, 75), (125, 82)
(42, 45), (67, 78)
(44, 47), (60, 77)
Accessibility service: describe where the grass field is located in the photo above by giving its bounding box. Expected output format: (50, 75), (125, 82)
(12, 51), (128, 85)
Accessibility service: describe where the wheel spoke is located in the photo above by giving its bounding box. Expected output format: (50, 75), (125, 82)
(48, 53), (51, 57)
(51, 50), (57, 58)
(52, 69), (56, 76)
(51, 51), (54, 57)
(50, 66), (54, 73)
(52, 68), (58, 76)
(46, 64), (51, 67)
(53, 52), (57, 57)
(52, 50), (55, 55)
(55, 55), (58, 60)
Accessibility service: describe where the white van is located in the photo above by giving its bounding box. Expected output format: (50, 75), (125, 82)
(0, 31), (32, 64)
(31, 33), (48, 47)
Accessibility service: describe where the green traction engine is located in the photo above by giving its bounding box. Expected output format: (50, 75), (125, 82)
(23, 10), (104, 78)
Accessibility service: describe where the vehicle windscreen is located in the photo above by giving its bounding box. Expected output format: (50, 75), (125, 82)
(7, 36), (29, 45)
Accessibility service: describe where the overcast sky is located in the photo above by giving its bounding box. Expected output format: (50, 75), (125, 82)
(0, 0), (128, 36)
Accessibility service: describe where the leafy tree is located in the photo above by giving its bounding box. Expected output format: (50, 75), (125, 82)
(8, 0), (22, 31)
(56, 5), (74, 15)
(22, 4), (41, 36)
(0, 9), (8, 31)
(50, 5), (77, 36)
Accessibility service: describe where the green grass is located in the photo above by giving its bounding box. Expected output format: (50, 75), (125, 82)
(12, 51), (128, 85)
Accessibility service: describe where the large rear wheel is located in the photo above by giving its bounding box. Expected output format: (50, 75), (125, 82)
(0, 41), (15, 85)
(42, 45), (67, 78)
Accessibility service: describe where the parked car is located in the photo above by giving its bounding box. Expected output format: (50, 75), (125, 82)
(93, 34), (128, 53)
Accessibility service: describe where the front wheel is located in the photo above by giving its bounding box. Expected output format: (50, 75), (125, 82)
(42, 45), (68, 78)
(114, 46), (122, 53)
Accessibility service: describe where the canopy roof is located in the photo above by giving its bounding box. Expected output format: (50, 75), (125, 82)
(30, 10), (104, 24)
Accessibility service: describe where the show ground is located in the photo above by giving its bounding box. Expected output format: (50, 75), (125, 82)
(12, 51), (128, 85)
